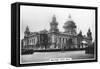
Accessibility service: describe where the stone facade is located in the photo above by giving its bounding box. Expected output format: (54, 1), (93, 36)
(21, 15), (93, 50)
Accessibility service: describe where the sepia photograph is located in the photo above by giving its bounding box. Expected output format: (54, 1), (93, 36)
(20, 4), (96, 64)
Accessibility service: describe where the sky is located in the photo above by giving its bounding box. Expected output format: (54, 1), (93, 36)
(20, 5), (95, 41)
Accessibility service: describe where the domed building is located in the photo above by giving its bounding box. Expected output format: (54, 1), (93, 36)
(48, 14), (78, 49)
(21, 14), (92, 52)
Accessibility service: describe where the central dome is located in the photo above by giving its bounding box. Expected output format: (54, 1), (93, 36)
(63, 15), (76, 28)
(63, 20), (76, 28)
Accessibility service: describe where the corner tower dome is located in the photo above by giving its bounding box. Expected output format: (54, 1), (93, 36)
(24, 26), (30, 37)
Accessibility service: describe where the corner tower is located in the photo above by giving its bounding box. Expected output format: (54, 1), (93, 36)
(24, 26), (30, 37)
(87, 28), (92, 41)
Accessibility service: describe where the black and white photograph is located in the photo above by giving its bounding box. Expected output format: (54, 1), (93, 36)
(19, 3), (97, 64)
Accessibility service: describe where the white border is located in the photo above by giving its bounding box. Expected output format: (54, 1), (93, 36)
(19, 5), (96, 64)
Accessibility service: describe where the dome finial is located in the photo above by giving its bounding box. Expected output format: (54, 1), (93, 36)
(53, 14), (56, 17)
(68, 14), (71, 18)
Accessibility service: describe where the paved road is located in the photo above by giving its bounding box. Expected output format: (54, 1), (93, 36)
(21, 50), (94, 64)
